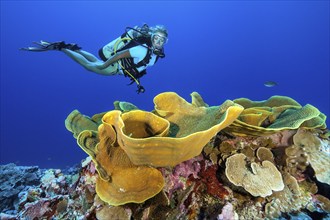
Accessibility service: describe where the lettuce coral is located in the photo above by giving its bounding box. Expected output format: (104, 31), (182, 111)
(225, 95), (327, 136)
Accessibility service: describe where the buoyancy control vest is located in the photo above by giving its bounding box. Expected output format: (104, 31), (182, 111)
(98, 30), (165, 84)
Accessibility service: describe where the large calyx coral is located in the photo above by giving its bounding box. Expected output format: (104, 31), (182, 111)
(65, 92), (243, 205)
(108, 92), (244, 167)
(67, 112), (165, 206)
(65, 110), (165, 206)
(90, 124), (164, 206)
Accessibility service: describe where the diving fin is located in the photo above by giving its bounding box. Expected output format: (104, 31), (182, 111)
(20, 41), (81, 52)
(20, 41), (66, 51)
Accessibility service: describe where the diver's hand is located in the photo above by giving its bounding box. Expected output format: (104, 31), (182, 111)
(136, 85), (145, 94)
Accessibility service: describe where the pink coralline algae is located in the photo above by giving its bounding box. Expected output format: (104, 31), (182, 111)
(162, 155), (203, 199)
(217, 203), (237, 220)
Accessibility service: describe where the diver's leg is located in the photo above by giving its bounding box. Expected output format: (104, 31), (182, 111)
(61, 49), (117, 76)
(74, 50), (99, 62)
(61, 49), (102, 73)
(61, 49), (94, 66)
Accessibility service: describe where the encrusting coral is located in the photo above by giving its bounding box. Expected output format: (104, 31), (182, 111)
(293, 128), (330, 185)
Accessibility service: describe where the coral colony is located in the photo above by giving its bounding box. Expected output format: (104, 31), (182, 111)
(1, 92), (329, 219)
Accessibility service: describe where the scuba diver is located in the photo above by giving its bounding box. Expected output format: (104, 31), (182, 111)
(21, 24), (168, 93)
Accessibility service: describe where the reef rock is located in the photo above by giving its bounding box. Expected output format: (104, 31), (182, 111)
(0, 163), (41, 212)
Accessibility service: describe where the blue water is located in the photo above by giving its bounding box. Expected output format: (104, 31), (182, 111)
(1, 1), (329, 169)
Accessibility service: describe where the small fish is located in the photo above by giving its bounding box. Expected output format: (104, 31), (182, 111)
(264, 81), (278, 87)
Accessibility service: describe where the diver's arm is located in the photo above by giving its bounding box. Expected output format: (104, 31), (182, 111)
(97, 50), (131, 69)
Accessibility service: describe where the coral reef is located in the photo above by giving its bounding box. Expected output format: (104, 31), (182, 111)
(1, 92), (329, 219)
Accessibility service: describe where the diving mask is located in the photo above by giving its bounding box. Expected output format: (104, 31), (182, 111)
(151, 33), (168, 46)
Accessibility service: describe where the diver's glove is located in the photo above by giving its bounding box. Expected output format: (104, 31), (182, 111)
(136, 85), (145, 94)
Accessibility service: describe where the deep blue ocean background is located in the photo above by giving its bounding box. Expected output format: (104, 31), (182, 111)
(1, 1), (329, 169)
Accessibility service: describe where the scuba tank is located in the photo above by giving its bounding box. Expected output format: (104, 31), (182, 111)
(98, 25), (150, 61)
